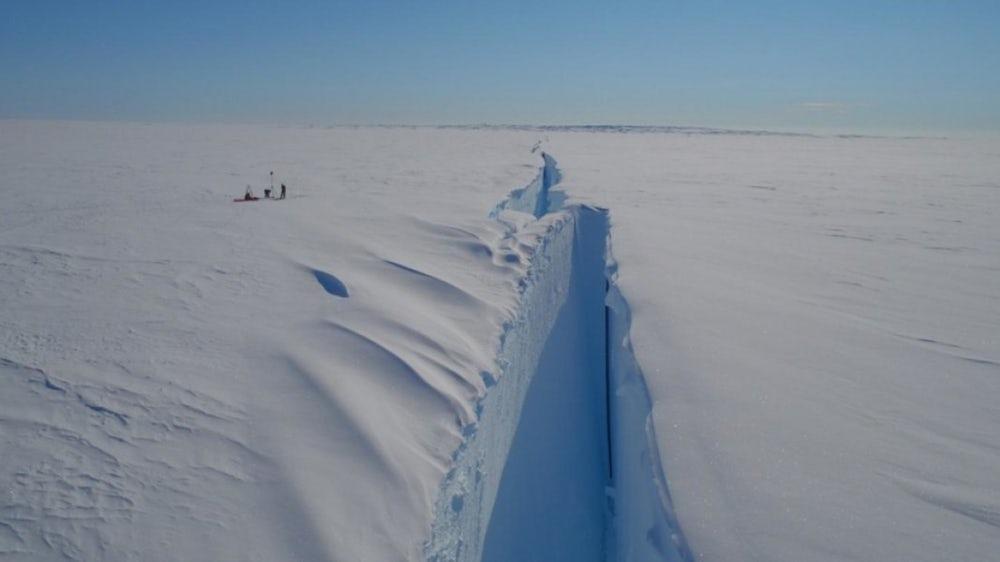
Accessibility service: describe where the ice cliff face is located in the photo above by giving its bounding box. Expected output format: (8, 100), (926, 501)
(426, 155), (690, 562)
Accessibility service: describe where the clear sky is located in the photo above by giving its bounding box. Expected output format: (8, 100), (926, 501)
(2, 0), (998, 134)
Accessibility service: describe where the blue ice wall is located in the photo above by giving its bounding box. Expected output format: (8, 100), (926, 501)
(481, 207), (611, 562)
(424, 208), (581, 562)
(426, 153), (690, 562)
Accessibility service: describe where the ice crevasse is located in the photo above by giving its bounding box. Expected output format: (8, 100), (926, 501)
(425, 153), (692, 562)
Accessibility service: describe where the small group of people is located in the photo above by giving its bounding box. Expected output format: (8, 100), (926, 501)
(241, 170), (287, 201)
(262, 183), (286, 200)
(263, 170), (287, 199)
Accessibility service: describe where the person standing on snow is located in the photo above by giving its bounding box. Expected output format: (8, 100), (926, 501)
(280, 183), (286, 199)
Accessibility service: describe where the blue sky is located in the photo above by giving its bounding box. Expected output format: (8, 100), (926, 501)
(2, 0), (998, 134)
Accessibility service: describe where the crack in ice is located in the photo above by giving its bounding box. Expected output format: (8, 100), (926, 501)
(426, 152), (691, 562)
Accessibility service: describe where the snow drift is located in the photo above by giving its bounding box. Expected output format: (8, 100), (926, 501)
(0, 122), (545, 561)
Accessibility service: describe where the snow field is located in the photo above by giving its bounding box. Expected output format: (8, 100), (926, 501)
(0, 122), (546, 561)
(2, 121), (998, 562)
(551, 132), (1000, 561)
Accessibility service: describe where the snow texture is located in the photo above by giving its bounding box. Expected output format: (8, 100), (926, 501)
(551, 131), (1000, 562)
(0, 122), (539, 561)
(2, 120), (999, 562)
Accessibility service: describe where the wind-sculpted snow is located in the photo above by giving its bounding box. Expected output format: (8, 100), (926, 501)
(1, 343), (262, 560)
(3, 121), (998, 562)
(0, 122), (541, 562)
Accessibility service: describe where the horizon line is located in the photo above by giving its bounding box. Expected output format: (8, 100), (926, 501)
(1, 116), (977, 141)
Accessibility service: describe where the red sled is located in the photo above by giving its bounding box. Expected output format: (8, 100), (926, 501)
(233, 196), (260, 202)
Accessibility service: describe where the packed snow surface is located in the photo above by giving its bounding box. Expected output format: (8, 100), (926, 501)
(553, 132), (1000, 562)
(2, 120), (999, 561)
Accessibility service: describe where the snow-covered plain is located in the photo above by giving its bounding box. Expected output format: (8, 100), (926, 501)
(1, 120), (998, 561)
(554, 132), (1000, 561)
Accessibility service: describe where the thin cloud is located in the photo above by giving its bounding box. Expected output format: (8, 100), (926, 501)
(802, 101), (847, 110)
(795, 101), (868, 113)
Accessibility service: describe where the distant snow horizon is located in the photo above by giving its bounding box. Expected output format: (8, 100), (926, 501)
(3, 117), (979, 140)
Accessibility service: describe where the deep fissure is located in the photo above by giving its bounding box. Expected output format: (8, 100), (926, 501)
(605, 285), (614, 482)
(481, 205), (611, 561)
(426, 154), (690, 562)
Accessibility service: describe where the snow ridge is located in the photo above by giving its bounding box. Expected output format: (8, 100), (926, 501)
(426, 153), (691, 561)
(605, 277), (693, 562)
